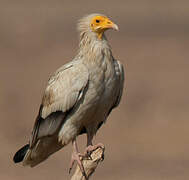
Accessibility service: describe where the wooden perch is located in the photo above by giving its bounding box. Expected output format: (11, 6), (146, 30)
(71, 147), (105, 180)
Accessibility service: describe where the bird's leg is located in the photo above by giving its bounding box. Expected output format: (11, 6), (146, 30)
(84, 133), (105, 157)
(69, 138), (87, 179)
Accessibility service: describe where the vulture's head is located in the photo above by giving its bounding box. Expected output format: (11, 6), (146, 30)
(78, 13), (118, 40)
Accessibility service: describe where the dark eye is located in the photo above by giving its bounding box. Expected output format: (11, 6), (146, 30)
(96, 19), (100, 23)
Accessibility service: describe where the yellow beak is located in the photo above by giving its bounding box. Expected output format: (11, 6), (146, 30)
(104, 19), (119, 31)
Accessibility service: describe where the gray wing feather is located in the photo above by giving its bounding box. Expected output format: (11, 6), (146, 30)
(41, 61), (89, 119)
(107, 60), (124, 117)
(114, 60), (124, 107)
(30, 61), (89, 147)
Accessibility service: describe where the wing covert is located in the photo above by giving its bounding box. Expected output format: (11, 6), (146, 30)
(30, 61), (89, 147)
(41, 61), (89, 119)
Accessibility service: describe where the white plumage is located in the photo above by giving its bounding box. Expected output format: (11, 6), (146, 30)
(14, 13), (124, 170)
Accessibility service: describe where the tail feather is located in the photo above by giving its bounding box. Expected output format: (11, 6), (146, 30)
(13, 144), (29, 163)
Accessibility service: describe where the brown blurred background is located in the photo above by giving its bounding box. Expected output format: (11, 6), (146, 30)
(1, 0), (189, 179)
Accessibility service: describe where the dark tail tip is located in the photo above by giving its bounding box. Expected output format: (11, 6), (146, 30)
(13, 144), (29, 163)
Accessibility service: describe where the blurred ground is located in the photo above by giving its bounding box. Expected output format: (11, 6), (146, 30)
(1, 0), (189, 179)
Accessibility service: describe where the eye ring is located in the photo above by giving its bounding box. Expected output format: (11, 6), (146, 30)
(96, 19), (100, 23)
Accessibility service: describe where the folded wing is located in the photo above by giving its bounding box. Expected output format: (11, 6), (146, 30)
(30, 61), (89, 147)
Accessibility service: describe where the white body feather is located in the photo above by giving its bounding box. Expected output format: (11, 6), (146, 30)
(22, 14), (124, 167)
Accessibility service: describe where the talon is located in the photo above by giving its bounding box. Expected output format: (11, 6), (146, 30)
(84, 143), (105, 158)
(84, 150), (92, 160)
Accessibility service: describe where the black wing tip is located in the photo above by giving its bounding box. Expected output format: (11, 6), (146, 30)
(13, 144), (29, 163)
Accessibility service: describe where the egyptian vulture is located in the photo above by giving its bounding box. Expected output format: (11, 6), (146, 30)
(13, 13), (124, 176)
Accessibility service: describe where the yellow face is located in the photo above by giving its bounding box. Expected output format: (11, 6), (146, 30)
(90, 15), (118, 39)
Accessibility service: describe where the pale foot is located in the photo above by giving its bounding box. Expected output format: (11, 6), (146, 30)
(84, 143), (105, 158)
(69, 139), (88, 179)
(69, 151), (88, 179)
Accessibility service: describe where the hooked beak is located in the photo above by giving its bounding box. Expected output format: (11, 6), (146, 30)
(111, 23), (119, 31)
(105, 19), (119, 31)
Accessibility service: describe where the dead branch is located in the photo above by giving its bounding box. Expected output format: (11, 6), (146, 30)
(71, 147), (105, 180)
